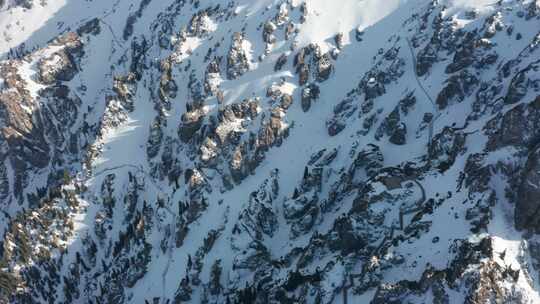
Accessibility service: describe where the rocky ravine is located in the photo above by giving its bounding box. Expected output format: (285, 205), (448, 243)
(1, 0), (540, 303)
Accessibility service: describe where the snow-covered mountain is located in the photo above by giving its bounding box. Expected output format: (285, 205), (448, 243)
(1, 0), (540, 303)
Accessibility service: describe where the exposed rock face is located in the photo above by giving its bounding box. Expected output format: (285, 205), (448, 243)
(178, 107), (205, 143)
(301, 83), (320, 112)
(376, 107), (408, 145)
(0, 32), (85, 201)
(38, 52), (76, 84)
(515, 145), (540, 231)
(294, 43), (334, 86)
(436, 71), (479, 110)
(274, 53), (288, 71)
(227, 32), (250, 80)
(371, 237), (523, 304)
(389, 122), (407, 145)
(0, 89), (49, 196)
(327, 45), (405, 137)
(486, 96), (540, 151)
(428, 127), (466, 171)
(77, 18), (101, 36)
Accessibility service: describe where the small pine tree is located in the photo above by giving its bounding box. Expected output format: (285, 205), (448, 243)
(62, 169), (72, 185)
(209, 259), (222, 295)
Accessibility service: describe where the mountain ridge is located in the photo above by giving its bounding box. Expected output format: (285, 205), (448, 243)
(1, 0), (540, 303)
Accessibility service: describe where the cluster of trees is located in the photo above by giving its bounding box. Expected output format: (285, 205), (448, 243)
(5, 43), (34, 60)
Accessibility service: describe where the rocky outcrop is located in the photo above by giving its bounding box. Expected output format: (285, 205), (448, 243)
(515, 144), (540, 231)
(376, 107), (407, 145)
(227, 32), (250, 80)
(436, 70), (479, 110)
(428, 127), (466, 171)
(327, 45), (405, 136)
(486, 96), (540, 151)
(0, 63), (48, 197)
(300, 83), (320, 112)
(371, 237), (523, 304)
(77, 18), (101, 36)
(293, 43), (334, 86)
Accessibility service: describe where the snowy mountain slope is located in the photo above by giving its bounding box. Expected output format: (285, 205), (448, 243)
(1, 0), (540, 303)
